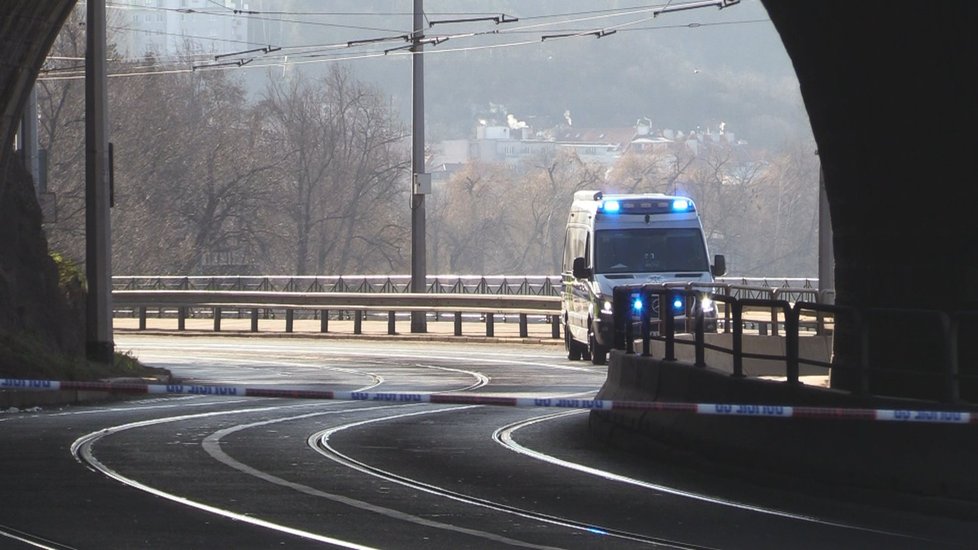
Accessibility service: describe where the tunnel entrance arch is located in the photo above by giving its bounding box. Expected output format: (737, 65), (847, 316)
(3, 1), (978, 398)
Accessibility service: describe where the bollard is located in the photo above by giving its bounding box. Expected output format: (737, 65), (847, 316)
(178, 307), (186, 331)
(486, 313), (494, 337)
(320, 310), (329, 333)
(663, 293), (676, 361)
(641, 294), (651, 357)
(694, 301), (705, 368)
(354, 311), (363, 335)
(138, 306), (147, 330)
(285, 309), (294, 333)
(732, 304), (744, 377)
(785, 307), (799, 384)
(251, 309), (259, 332)
(454, 312), (463, 336)
(214, 307), (222, 332)
(388, 311), (396, 335)
(551, 315), (560, 339)
(519, 314), (528, 338)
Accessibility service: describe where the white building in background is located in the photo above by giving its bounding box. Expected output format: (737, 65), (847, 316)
(114, 0), (283, 61)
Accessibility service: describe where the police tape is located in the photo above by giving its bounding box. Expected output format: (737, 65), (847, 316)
(2, 378), (976, 424)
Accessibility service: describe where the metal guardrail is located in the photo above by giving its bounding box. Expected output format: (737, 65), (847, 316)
(112, 290), (562, 339)
(612, 284), (974, 405)
(111, 275), (821, 299)
(112, 275), (563, 296)
(110, 276), (828, 342)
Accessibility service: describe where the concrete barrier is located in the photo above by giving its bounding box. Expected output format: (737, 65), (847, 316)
(0, 388), (113, 409)
(590, 350), (978, 502)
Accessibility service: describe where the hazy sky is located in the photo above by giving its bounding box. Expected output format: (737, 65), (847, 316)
(166, 0), (812, 146)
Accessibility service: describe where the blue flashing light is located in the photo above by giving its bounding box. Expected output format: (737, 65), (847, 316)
(602, 200), (621, 213)
(672, 198), (691, 211)
(632, 297), (644, 312)
(672, 297), (684, 311)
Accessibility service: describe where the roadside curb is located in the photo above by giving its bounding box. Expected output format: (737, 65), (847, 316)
(113, 328), (564, 346)
(2, 333), (561, 411)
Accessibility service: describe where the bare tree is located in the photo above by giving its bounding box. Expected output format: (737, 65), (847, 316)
(259, 67), (409, 275)
(509, 149), (603, 273)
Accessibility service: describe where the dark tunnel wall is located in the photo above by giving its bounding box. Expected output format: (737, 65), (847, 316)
(765, 1), (978, 311)
(763, 1), (978, 398)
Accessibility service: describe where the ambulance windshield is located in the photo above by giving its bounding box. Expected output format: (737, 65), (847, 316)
(594, 228), (709, 274)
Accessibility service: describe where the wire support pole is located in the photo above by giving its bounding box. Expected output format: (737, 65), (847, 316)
(410, 0), (428, 333)
(85, 0), (114, 362)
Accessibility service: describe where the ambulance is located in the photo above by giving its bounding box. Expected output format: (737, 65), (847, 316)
(561, 191), (726, 364)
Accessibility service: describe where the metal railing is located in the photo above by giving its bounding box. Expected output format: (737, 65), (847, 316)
(111, 275), (820, 299)
(612, 284), (975, 405)
(112, 290), (562, 339)
(112, 275), (563, 296)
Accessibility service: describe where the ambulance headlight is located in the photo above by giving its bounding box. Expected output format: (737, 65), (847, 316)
(700, 297), (715, 313)
(601, 300), (613, 314)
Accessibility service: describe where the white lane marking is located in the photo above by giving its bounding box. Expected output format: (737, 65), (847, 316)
(0, 532), (59, 549)
(178, 356), (492, 393)
(0, 526), (72, 550)
(494, 411), (930, 541)
(307, 407), (672, 547)
(201, 406), (555, 549)
(417, 364), (491, 392)
(133, 355), (386, 390)
(71, 402), (379, 549)
(48, 398), (253, 417)
(119, 340), (595, 373)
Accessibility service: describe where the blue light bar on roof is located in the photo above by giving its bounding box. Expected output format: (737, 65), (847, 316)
(672, 199), (691, 211)
(596, 197), (695, 215)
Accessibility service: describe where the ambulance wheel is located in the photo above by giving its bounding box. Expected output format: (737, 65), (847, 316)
(565, 324), (586, 360)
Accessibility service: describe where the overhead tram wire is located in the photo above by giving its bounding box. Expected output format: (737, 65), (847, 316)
(497, 18), (770, 35)
(168, 2), (721, 23)
(100, 11), (767, 70)
(104, 0), (405, 34)
(102, 0), (736, 59)
(46, 0), (748, 81)
(275, 16), (769, 64)
(104, 0), (733, 37)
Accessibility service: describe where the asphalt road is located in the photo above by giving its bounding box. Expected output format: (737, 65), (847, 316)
(1, 336), (976, 549)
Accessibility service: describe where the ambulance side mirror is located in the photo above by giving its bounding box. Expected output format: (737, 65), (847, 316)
(572, 257), (592, 279)
(712, 254), (727, 277)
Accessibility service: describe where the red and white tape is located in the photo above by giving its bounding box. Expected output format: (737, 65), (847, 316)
(2, 378), (974, 424)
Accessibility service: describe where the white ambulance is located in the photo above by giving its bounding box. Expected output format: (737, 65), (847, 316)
(561, 191), (726, 364)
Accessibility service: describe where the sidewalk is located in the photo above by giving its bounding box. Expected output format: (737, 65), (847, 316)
(112, 316), (564, 345)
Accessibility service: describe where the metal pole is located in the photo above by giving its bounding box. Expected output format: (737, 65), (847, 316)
(20, 87), (40, 196)
(410, 0), (427, 333)
(85, 0), (114, 363)
(817, 164), (834, 303)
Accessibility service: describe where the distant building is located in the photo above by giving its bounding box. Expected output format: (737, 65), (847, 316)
(429, 115), (749, 176)
(552, 126), (637, 165)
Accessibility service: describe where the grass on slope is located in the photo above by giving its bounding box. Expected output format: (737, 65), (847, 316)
(0, 332), (169, 382)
